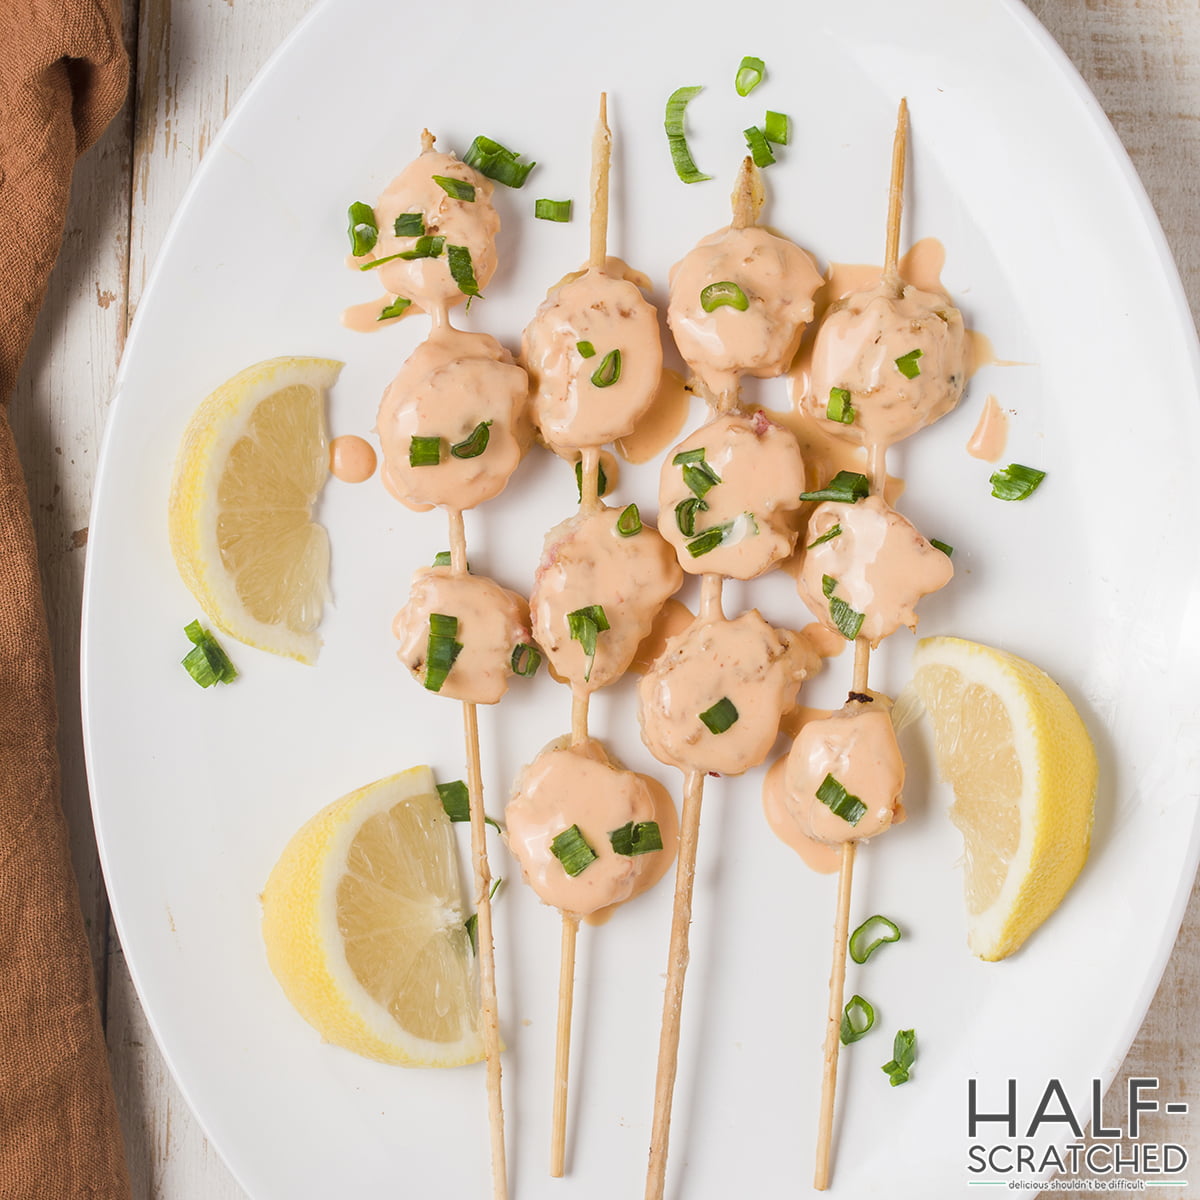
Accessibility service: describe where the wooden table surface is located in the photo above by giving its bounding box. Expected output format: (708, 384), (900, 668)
(12, 1), (1198, 1195)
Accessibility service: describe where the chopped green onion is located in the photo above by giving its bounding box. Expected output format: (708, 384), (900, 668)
(362, 236), (445, 269)
(800, 471), (870, 503)
(450, 421), (491, 459)
(672, 447), (707, 465)
(820, 575), (865, 640)
(989, 463), (1046, 501)
(664, 85), (713, 184)
(699, 697), (739, 735)
(807, 523), (842, 549)
(682, 463), (721, 498)
(465, 877), (502, 954)
(827, 386), (854, 424)
(735, 55), (765, 96)
(763, 110), (790, 145)
(432, 551), (452, 567)
(700, 280), (750, 313)
(840, 995), (876, 1045)
(436, 779), (500, 831)
(378, 295), (412, 321)
(567, 604), (610, 681)
(535, 198), (572, 221)
(609, 821), (664, 857)
(347, 201), (378, 256)
(743, 126), (776, 168)
(464, 134), (536, 188)
(686, 526), (727, 557)
(550, 824), (598, 877)
(930, 538), (954, 556)
(447, 244), (482, 301)
(849, 915), (902, 964)
(409, 435), (442, 467)
(894, 348), (924, 379)
(181, 620), (238, 687)
(576, 340), (596, 358)
(816, 772), (867, 827)
(424, 613), (463, 693)
(882, 1029), (917, 1086)
(590, 348), (622, 388)
(432, 174), (476, 202)
(393, 212), (425, 237)
(616, 503), (642, 537)
(675, 497), (708, 538)
(574, 458), (609, 501)
(510, 642), (542, 677)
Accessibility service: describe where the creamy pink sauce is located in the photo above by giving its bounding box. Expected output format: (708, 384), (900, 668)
(638, 609), (818, 776)
(340, 294), (423, 334)
(797, 495), (953, 648)
(667, 224), (824, 402)
(349, 147), (499, 313)
(376, 324), (530, 512)
(522, 266), (663, 453)
(393, 567), (531, 705)
(762, 755), (840, 873)
(768, 703), (905, 862)
(615, 369), (692, 466)
(656, 410), (806, 580)
(967, 394), (1009, 461)
(504, 738), (679, 915)
(329, 435), (377, 483)
(531, 504), (683, 693)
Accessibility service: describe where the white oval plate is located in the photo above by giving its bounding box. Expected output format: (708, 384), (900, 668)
(83, 0), (1200, 1196)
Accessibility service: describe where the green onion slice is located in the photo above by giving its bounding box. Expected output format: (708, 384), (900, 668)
(764, 110), (790, 145)
(393, 212), (425, 237)
(816, 772), (867, 827)
(465, 878), (502, 954)
(827, 386), (854, 424)
(409, 435), (441, 467)
(424, 614), (463, 693)
(664, 86), (713, 184)
(675, 497), (708, 538)
(510, 642), (542, 677)
(735, 55), (765, 96)
(821, 575), (866, 643)
(882, 1029), (917, 1086)
(800, 471), (870, 503)
(433, 174), (476, 202)
(840, 994), (876, 1045)
(700, 281), (750, 313)
(574, 459), (609, 501)
(362, 236), (445, 269)
(609, 820), (664, 857)
(894, 348), (924, 379)
(576, 340), (596, 358)
(930, 538), (954, 556)
(807, 523), (842, 549)
(436, 779), (500, 831)
(347, 201), (378, 256)
(464, 135), (536, 188)
(378, 295), (413, 321)
(616, 503), (642, 537)
(590, 348), (622, 388)
(567, 604), (610, 681)
(682, 462), (720, 498)
(450, 421), (491, 459)
(432, 551), (452, 567)
(686, 513), (757, 558)
(989, 463), (1046, 501)
(849, 915), (902, 964)
(447, 244), (482, 301)
(743, 125), (776, 168)
(181, 620), (238, 687)
(699, 696), (739, 735)
(535, 198), (572, 221)
(551, 824), (598, 877)
(672, 447), (706, 465)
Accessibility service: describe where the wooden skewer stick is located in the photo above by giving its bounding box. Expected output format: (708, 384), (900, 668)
(645, 574), (724, 1200)
(448, 508), (508, 1200)
(589, 93), (612, 272)
(730, 154), (765, 231)
(551, 912), (581, 1177)
(882, 98), (909, 291)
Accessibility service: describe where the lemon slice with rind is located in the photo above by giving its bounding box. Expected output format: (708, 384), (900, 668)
(261, 766), (483, 1066)
(910, 636), (1097, 961)
(168, 356), (340, 664)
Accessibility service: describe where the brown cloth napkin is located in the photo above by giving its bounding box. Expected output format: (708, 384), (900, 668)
(0, 2), (131, 1197)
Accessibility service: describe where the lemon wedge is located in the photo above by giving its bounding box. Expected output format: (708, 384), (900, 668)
(909, 636), (1097, 961)
(168, 356), (340, 664)
(261, 766), (484, 1066)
